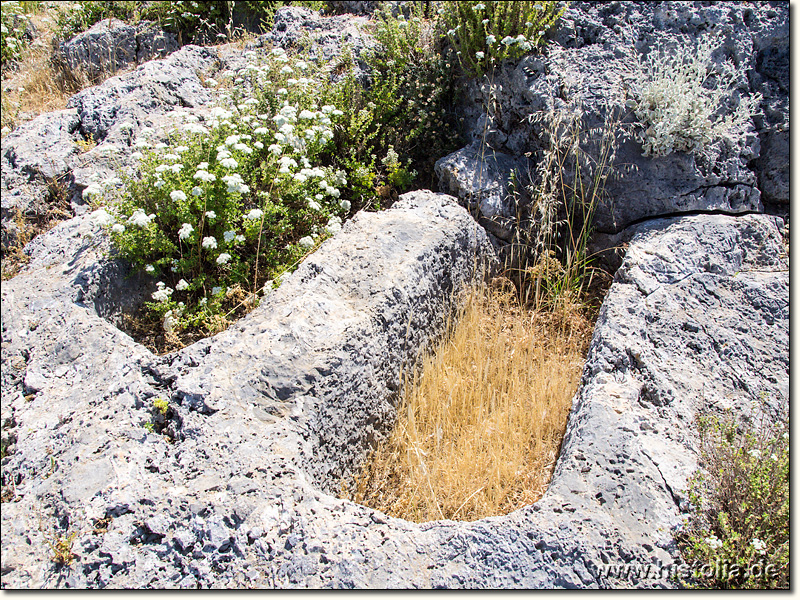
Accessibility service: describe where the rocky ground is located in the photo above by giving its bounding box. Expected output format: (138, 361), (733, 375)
(0, 1), (789, 589)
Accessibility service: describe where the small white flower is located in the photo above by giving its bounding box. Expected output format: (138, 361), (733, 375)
(752, 538), (766, 553)
(325, 215), (343, 236)
(476, 51), (485, 60)
(151, 282), (174, 303)
(501, 35), (515, 46)
(82, 182), (103, 200)
(704, 535), (723, 550)
(93, 208), (114, 226)
(170, 190), (187, 202)
(748, 448), (762, 459)
(202, 236), (218, 249)
(192, 186), (204, 196)
(220, 157), (238, 169)
(176, 279), (189, 291)
(163, 310), (177, 333)
(212, 286), (224, 296)
(205, 211), (217, 220)
(486, 34), (496, 45)
(245, 208), (263, 220)
(254, 141), (264, 150)
(194, 170), (217, 183)
(128, 209), (156, 227)
(298, 236), (314, 249)
(308, 199), (321, 211)
(154, 179), (165, 188)
(178, 223), (194, 240)
(112, 223), (125, 234)
(197, 162), (209, 170)
(339, 199), (351, 212)
(145, 264), (155, 273)
(216, 253), (232, 265)
(130, 151), (144, 160)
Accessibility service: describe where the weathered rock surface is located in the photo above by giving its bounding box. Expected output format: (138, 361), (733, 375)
(57, 18), (179, 81)
(261, 6), (376, 64)
(437, 1), (789, 239)
(434, 144), (531, 241)
(0, 2), (789, 589)
(1, 191), (787, 588)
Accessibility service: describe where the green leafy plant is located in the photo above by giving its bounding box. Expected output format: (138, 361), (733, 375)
(438, 1), (564, 77)
(325, 4), (463, 194)
(153, 397), (169, 415)
(98, 46), (353, 343)
(678, 402), (789, 589)
(630, 36), (762, 162)
(1, 1), (30, 66)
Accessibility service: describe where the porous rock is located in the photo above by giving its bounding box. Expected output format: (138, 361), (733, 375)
(57, 18), (179, 81)
(434, 143), (531, 242)
(437, 1), (788, 238)
(1, 190), (787, 588)
(262, 6), (377, 65)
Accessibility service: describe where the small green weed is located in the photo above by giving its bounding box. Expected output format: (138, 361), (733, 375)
(678, 402), (789, 589)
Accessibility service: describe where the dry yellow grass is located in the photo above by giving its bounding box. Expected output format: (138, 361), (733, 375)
(349, 280), (593, 522)
(1, 11), (96, 134)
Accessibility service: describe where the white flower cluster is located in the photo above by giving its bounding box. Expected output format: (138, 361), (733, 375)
(152, 281), (173, 303)
(128, 209), (156, 228)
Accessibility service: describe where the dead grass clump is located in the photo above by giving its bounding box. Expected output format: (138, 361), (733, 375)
(1, 12), (100, 134)
(348, 280), (593, 522)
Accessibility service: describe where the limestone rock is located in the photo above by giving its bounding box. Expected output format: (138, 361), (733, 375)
(57, 18), (179, 81)
(434, 144), (531, 242)
(263, 6), (377, 64)
(444, 1), (788, 238)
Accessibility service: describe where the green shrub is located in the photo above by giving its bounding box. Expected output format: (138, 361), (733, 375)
(678, 402), (789, 589)
(630, 36), (762, 162)
(1, 1), (29, 66)
(97, 47), (353, 337)
(140, 1), (327, 45)
(335, 2), (462, 191)
(437, 1), (564, 77)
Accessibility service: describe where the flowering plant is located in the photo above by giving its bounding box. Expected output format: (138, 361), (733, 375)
(100, 47), (351, 339)
(437, 1), (564, 77)
(1, 1), (27, 66)
(678, 401), (789, 589)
